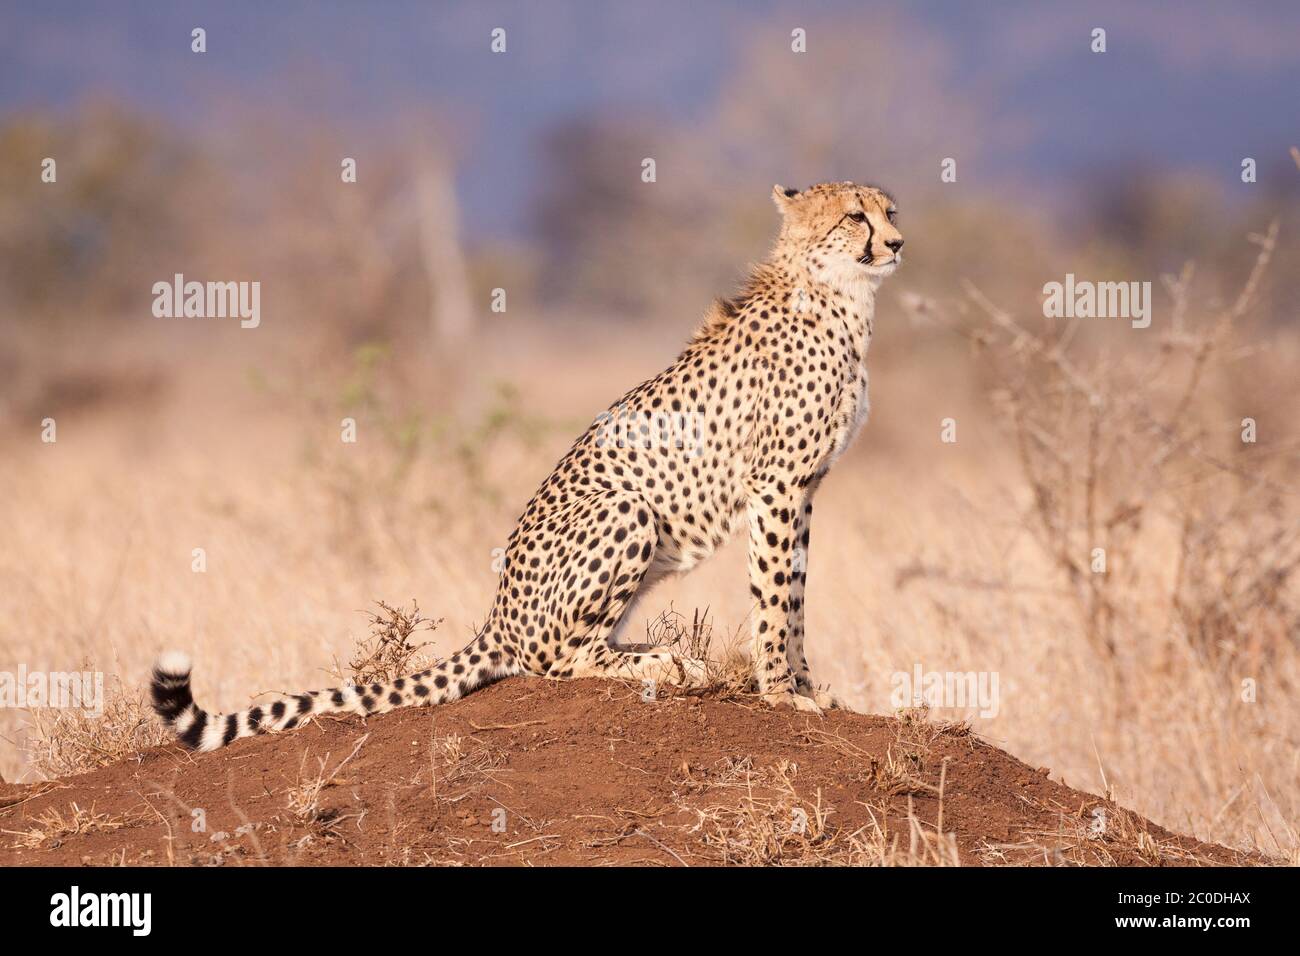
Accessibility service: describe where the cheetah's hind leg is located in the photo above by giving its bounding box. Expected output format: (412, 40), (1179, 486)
(548, 492), (708, 693)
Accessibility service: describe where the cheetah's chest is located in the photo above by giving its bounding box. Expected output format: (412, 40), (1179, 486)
(827, 363), (870, 464)
(817, 308), (873, 468)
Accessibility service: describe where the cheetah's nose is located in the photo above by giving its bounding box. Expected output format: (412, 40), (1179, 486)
(885, 238), (904, 254)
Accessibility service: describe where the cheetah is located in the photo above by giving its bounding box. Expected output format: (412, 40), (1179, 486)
(152, 180), (904, 749)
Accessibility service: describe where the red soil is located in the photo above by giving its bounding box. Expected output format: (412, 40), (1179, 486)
(0, 678), (1257, 866)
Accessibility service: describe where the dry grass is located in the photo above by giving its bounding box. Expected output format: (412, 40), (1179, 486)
(844, 805), (961, 866)
(893, 704), (974, 746)
(672, 756), (960, 865)
(645, 604), (754, 699)
(978, 798), (1233, 867)
(22, 673), (167, 780)
(805, 712), (976, 807)
(416, 731), (506, 799)
(2, 801), (141, 850)
(282, 733), (369, 844)
(680, 758), (837, 865)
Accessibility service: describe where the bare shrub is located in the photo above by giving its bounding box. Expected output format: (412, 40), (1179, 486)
(959, 222), (1298, 671)
(329, 600), (440, 686)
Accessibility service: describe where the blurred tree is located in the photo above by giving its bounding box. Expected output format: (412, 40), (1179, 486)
(416, 149), (473, 342)
(0, 101), (215, 321)
(528, 15), (996, 317)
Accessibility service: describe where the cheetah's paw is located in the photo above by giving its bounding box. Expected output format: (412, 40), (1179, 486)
(808, 687), (848, 711)
(766, 690), (824, 716)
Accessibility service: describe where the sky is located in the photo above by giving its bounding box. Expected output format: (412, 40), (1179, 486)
(3, 0), (1298, 238)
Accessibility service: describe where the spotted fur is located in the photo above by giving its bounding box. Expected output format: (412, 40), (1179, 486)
(150, 180), (904, 749)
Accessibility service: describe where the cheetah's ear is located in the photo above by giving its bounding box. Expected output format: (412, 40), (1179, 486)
(772, 184), (801, 214)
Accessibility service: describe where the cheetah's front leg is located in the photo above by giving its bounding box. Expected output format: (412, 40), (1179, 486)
(787, 491), (846, 711)
(745, 488), (822, 714)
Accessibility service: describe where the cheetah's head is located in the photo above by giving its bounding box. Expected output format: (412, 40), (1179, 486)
(772, 181), (903, 288)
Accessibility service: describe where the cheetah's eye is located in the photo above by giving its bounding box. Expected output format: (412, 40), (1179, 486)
(847, 211), (867, 223)
(887, 209), (898, 224)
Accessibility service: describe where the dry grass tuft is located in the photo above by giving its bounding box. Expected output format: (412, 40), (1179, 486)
(684, 758), (837, 865)
(646, 605), (754, 699)
(796, 726), (936, 796)
(674, 756), (960, 865)
(2, 801), (141, 850)
(894, 704), (973, 745)
(978, 798), (1228, 867)
(419, 731), (506, 799)
(863, 748), (936, 797)
(283, 733), (369, 843)
(23, 673), (167, 780)
(854, 799), (963, 867)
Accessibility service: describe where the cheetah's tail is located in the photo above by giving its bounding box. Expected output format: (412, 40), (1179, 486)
(149, 644), (521, 752)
